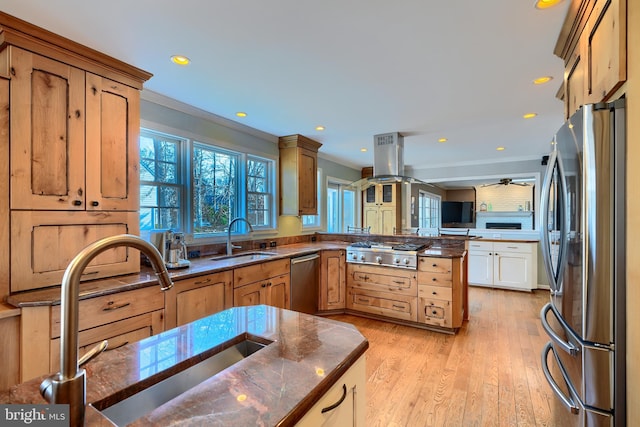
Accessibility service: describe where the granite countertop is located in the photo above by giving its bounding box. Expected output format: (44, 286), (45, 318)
(2, 305), (369, 426)
(6, 242), (348, 308)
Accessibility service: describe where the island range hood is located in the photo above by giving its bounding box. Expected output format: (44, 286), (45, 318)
(355, 132), (428, 186)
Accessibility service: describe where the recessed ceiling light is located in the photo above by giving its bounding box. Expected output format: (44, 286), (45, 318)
(535, 0), (564, 9)
(523, 113), (538, 119)
(315, 125), (325, 131)
(496, 146), (506, 151)
(438, 137), (448, 143)
(235, 112), (247, 118)
(360, 148), (368, 152)
(170, 55), (190, 66)
(533, 76), (553, 85)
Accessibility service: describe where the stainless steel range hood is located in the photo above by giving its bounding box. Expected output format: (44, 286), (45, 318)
(350, 132), (429, 188)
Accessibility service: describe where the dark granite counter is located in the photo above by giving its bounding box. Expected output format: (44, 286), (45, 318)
(2, 305), (369, 426)
(6, 242), (348, 308)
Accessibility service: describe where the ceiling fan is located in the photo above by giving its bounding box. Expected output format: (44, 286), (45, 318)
(482, 178), (530, 187)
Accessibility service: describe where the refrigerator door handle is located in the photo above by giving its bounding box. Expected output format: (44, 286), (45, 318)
(540, 150), (568, 294)
(540, 303), (579, 356)
(541, 342), (580, 414)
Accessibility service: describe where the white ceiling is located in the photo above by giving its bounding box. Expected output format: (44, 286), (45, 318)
(1, 0), (569, 173)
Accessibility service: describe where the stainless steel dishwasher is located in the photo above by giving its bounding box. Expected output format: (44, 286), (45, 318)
(290, 253), (320, 314)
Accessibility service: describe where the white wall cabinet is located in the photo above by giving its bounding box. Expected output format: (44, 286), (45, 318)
(468, 241), (537, 291)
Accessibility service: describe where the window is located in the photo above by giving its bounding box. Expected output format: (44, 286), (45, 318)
(140, 128), (276, 238)
(302, 169), (322, 229)
(418, 190), (441, 229)
(191, 143), (238, 235)
(247, 156), (272, 227)
(326, 179), (357, 233)
(139, 130), (183, 231)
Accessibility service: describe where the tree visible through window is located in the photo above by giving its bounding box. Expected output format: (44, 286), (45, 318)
(247, 157), (271, 227)
(139, 131), (182, 231)
(192, 143), (237, 234)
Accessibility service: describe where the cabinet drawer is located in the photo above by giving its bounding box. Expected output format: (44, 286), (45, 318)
(49, 310), (162, 371)
(349, 264), (417, 296)
(418, 297), (452, 328)
(50, 286), (164, 338)
(467, 241), (493, 251)
(417, 271), (452, 287)
(233, 258), (290, 288)
(493, 242), (533, 254)
(418, 284), (452, 301)
(347, 288), (417, 322)
(417, 257), (452, 274)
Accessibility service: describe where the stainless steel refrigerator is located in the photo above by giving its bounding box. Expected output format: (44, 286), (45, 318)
(539, 99), (626, 426)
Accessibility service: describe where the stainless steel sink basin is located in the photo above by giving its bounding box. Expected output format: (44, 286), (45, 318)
(210, 251), (277, 262)
(96, 336), (271, 426)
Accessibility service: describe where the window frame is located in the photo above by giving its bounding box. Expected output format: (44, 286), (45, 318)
(326, 176), (359, 233)
(418, 189), (441, 232)
(139, 123), (277, 241)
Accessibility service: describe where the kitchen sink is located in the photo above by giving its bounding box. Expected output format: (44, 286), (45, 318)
(95, 335), (272, 426)
(210, 251), (277, 262)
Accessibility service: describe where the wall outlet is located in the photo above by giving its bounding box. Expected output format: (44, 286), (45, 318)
(270, 241), (277, 247)
(187, 250), (201, 259)
(259, 242), (267, 249)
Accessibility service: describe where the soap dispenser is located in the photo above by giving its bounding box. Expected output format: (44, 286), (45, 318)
(480, 201), (487, 212)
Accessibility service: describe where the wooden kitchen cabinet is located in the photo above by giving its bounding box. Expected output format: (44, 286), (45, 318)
(417, 256), (464, 329)
(296, 355), (366, 427)
(21, 285), (165, 382)
(362, 183), (401, 235)
(467, 241), (537, 291)
(234, 259), (291, 309)
(7, 47), (141, 211)
(319, 250), (346, 311)
(10, 210), (139, 292)
(555, 0), (626, 116)
(164, 270), (233, 330)
(279, 134), (322, 216)
(346, 263), (417, 322)
(0, 14), (151, 294)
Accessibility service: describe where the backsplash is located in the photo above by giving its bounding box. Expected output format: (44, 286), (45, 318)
(475, 184), (533, 212)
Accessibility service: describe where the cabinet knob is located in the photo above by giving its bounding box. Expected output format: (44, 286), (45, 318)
(432, 264), (437, 267)
(432, 310), (438, 315)
(432, 291), (437, 295)
(432, 278), (437, 282)
(261, 283), (267, 288)
(73, 200), (82, 206)
(91, 201), (99, 207)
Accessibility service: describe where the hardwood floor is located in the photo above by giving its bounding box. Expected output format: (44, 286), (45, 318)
(329, 286), (575, 427)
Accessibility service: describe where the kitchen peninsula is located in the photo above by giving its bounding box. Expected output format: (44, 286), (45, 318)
(3, 305), (369, 426)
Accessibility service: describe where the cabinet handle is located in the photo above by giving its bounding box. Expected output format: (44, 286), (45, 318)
(105, 341), (129, 351)
(432, 263), (437, 267)
(489, 253), (493, 256)
(432, 291), (437, 295)
(392, 280), (405, 285)
(432, 310), (438, 315)
(494, 253), (498, 256)
(392, 304), (405, 310)
(507, 246), (518, 249)
(321, 384), (347, 414)
(261, 283), (267, 288)
(268, 282), (272, 287)
(432, 278), (437, 282)
(102, 301), (131, 311)
(357, 298), (370, 303)
(91, 201), (99, 207)
(73, 200), (82, 206)
(194, 278), (212, 285)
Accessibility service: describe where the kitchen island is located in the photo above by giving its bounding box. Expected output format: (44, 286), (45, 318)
(2, 305), (368, 426)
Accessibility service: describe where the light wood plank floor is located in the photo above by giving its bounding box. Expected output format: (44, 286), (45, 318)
(329, 286), (575, 427)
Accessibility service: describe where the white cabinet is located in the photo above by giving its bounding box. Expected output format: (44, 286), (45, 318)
(468, 241), (537, 291)
(296, 355), (366, 427)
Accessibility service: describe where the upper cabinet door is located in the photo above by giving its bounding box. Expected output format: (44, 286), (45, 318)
(9, 47), (85, 210)
(85, 73), (140, 211)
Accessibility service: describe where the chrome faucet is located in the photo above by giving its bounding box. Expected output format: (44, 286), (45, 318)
(227, 217), (254, 255)
(40, 234), (174, 427)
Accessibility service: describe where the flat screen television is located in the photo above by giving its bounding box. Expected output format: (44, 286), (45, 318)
(441, 201), (474, 224)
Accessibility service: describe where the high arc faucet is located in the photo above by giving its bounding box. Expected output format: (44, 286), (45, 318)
(227, 217), (254, 255)
(40, 234), (174, 427)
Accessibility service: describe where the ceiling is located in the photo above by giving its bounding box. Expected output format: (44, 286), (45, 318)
(1, 1), (570, 173)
